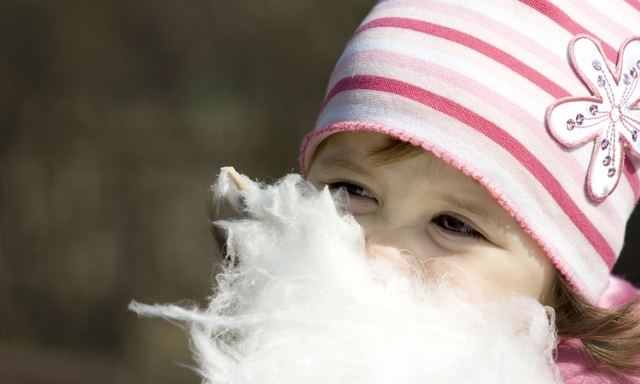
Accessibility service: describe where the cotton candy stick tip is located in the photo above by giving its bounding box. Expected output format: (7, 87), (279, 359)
(227, 167), (247, 191)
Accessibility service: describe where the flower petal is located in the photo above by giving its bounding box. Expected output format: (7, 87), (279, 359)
(587, 127), (623, 200)
(571, 37), (616, 109)
(548, 100), (608, 146)
(618, 38), (640, 107)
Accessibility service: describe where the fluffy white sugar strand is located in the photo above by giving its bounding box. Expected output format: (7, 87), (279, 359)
(130, 168), (561, 384)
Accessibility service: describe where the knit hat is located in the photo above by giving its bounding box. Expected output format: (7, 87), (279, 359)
(300, 0), (640, 302)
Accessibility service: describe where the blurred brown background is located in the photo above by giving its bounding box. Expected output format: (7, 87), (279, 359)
(0, 1), (638, 383)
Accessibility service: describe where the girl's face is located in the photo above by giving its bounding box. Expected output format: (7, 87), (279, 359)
(306, 131), (556, 303)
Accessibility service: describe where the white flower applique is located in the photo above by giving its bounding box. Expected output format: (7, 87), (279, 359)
(547, 35), (640, 201)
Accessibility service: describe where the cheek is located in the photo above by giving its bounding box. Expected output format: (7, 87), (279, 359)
(418, 251), (555, 303)
(419, 256), (494, 301)
(473, 253), (556, 303)
(502, 237), (557, 302)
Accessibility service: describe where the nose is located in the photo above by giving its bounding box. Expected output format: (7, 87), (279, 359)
(365, 226), (423, 272)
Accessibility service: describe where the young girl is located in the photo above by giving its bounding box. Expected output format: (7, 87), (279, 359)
(298, 0), (640, 382)
(133, 0), (640, 382)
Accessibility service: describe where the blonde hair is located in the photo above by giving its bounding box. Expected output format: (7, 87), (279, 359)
(308, 132), (425, 169)
(552, 272), (640, 375)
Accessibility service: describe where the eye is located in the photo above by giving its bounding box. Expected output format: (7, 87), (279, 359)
(434, 214), (484, 240)
(329, 182), (375, 199)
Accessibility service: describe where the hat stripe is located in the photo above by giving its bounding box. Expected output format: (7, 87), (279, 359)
(567, 0), (633, 40)
(624, 0), (640, 12)
(332, 33), (567, 107)
(353, 17), (570, 99)
(328, 43), (553, 115)
(584, 0), (640, 36)
(520, 0), (618, 62)
(324, 74), (617, 267)
(370, 1), (573, 72)
(357, 2), (580, 92)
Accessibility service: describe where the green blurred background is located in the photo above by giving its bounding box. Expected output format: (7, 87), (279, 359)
(0, 1), (638, 383)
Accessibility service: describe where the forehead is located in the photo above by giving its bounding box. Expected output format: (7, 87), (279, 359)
(315, 131), (482, 188)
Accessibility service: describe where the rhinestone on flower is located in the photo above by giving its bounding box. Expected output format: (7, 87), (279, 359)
(597, 75), (606, 87)
(547, 36), (640, 200)
(592, 60), (602, 70)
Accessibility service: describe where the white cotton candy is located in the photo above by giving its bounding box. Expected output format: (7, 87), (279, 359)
(130, 168), (562, 384)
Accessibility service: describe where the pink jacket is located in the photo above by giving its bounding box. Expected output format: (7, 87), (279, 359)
(556, 276), (640, 383)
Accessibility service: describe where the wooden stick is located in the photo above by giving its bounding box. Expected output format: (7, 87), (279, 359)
(227, 167), (247, 191)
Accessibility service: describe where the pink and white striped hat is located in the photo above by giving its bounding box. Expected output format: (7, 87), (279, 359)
(300, 0), (640, 302)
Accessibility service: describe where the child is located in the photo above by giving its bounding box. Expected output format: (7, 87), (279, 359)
(299, 0), (640, 382)
(133, 0), (640, 382)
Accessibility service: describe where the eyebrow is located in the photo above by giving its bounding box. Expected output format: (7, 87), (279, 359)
(316, 154), (378, 180)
